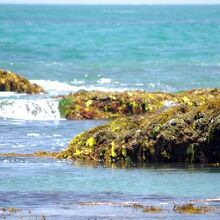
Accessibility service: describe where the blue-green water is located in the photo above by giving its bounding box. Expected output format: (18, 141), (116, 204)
(0, 5), (220, 219)
(1, 5), (220, 91)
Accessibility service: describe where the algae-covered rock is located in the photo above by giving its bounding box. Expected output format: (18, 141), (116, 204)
(59, 89), (220, 120)
(0, 151), (58, 158)
(57, 94), (220, 164)
(0, 69), (44, 94)
(173, 204), (211, 214)
(58, 90), (177, 119)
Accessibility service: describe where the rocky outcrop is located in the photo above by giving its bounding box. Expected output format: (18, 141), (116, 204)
(0, 69), (44, 94)
(58, 90), (176, 119)
(58, 89), (220, 119)
(57, 91), (220, 164)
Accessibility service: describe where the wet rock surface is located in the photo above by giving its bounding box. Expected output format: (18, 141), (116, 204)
(0, 69), (44, 94)
(58, 89), (220, 120)
(173, 204), (212, 214)
(58, 89), (220, 164)
(58, 90), (176, 119)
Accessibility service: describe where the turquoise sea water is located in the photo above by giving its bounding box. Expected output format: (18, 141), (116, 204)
(0, 5), (220, 219)
(1, 5), (220, 91)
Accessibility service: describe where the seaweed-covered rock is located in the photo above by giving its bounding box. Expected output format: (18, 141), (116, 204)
(57, 96), (220, 164)
(59, 89), (220, 120)
(173, 204), (211, 214)
(0, 69), (44, 94)
(59, 90), (176, 119)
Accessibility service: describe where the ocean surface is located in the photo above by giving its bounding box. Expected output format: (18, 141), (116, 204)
(0, 4), (220, 219)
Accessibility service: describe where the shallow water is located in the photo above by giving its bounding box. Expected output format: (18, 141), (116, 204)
(0, 4), (220, 219)
(0, 119), (220, 219)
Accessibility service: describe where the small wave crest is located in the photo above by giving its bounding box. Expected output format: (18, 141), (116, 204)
(30, 79), (177, 95)
(97, 78), (112, 85)
(30, 80), (128, 95)
(0, 98), (61, 120)
(30, 80), (80, 95)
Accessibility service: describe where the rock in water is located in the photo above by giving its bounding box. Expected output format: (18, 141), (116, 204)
(58, 89), (220, 120)
(0, 69), (44, 94)
(57, 94), (220, 164)
(58, 90), (176, 119)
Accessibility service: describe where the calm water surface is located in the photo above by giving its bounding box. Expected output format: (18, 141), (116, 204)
(0, 119), (220, 219)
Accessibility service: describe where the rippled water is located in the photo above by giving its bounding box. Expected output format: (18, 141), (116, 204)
(0, 119), (220, 219)
(0, 4), (220, 219)
(1, 5), (220, 92)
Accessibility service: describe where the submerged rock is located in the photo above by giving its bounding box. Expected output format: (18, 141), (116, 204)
(173, 204), (211, 214)
(0, 207), (22, 214)
(0, 69), (44, 94)
(0, 151), (58, 158)
(59, 89), (220, 120)
(57, 93), (220, 164)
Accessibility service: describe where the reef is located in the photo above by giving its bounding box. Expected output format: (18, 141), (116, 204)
(78, 202), (163, 213)
(57, 89), (220, 164)
(0, 203), (213, 218)
(0, 151), (58, 158)
(59, 88), (220, 119)
(0, 69), (44, 94)
(58, 90), (175, 119)
(77, 201), (213, 215)
(0, 207), (22, 213)
(173, 204), (211, 214)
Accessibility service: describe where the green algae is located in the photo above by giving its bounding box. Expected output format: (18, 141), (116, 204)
(0, 69), (44, 94)
(58, 98), (73, 118)
(57, 92), (220, 164)
(86, 137), (96, 148)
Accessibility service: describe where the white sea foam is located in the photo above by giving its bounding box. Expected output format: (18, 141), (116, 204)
(70, 79), (85, 85)
(30, 79), (128, 94)
(26, 133), (40, 137)
(30, 80), (79, 95)
(30, 79), (177, 96)
(0, 98), (61, 120)
(97, 78), (112, 85)
(0, 92), (26, 98)
(205, 198), (220, 202)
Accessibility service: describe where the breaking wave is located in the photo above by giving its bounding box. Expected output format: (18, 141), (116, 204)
(30, 79), (175, 95)
(30, 80), (129, 95)
(0, 98), (61, 120)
